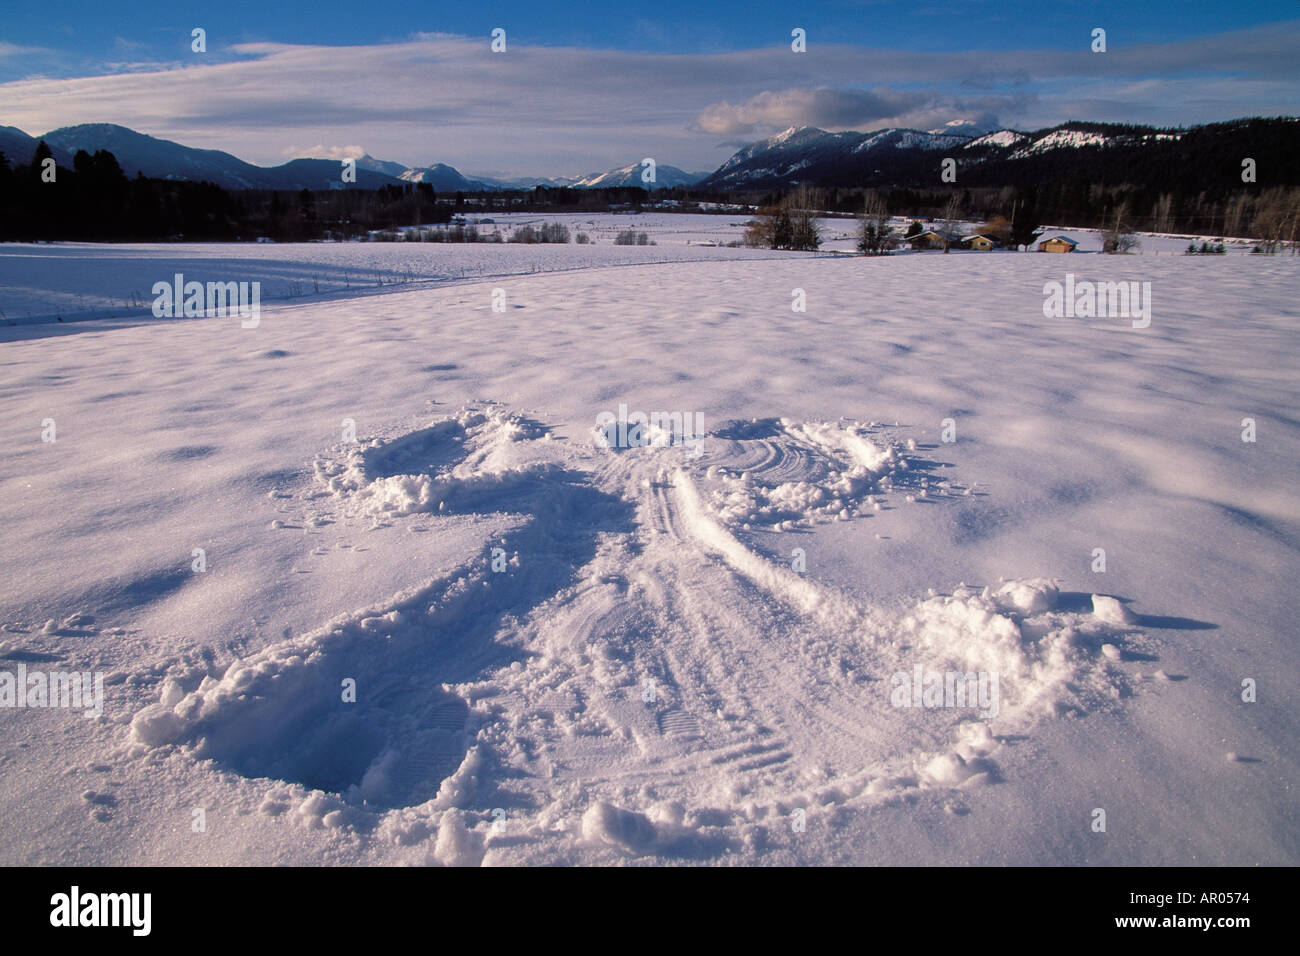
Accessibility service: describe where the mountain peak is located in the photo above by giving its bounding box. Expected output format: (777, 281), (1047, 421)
(769, 125), (824, 144)
(928, 119), (990, 138)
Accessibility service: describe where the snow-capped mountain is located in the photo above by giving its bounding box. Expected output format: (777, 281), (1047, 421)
(697, 125), (977, 189)
(928, 119), (991, 139)
(989, 124), (1187, 161)
(397, 162), (489, 192)
(472, 174), (583, 190)
(470, 164), (705, 190)
(568, 161), (705, 189)
(694, 118), (1287, 191)
(354, 154), (411, 179)
(963, 129), (1030, 149)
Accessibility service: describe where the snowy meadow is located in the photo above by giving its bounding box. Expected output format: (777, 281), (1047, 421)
(1, 224), (1297, 866)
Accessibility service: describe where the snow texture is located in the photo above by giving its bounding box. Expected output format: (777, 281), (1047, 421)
(1, 228), (1296, 865)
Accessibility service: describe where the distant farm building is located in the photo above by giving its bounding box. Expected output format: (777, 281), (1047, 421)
(962, 234), (999, 251)
(908, 229), (961, 250)
(1038, 236), (1079, 253)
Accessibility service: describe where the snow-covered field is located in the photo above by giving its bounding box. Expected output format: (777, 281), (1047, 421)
(1, 232), (1297, 866)
(0, 214), (1257, 326)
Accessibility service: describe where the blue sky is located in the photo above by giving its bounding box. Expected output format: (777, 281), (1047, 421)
(2, 0), (1297, 177)
(7, 0), (1299, 57)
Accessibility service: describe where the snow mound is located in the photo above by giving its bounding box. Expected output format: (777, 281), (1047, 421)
(898, 581), (1120, 723)
(316, 405), (554, 516)
(994, 579), (1060, 615)
(582, 801), (658, 854)
(695, 418), (902, 531)
(1091, 594), (1137, 625)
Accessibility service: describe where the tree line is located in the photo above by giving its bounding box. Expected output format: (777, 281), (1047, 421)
(739, 182), (1300, 254)
(0, 142), (464, 241)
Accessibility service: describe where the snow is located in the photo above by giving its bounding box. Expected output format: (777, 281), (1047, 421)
(1091, 594), (1137, 625)
(852, 131), (894, 153)
(0, 222), (775, 324)
(966, 129), (1029, 149)
(2, 229), (1298, 865)
(769, 126), (806, 146)
(1011, 129), (1112, 158)
(893, 131), (968, 151)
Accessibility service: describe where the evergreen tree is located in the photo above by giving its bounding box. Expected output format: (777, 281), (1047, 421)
(1009, 194), (1043, 250)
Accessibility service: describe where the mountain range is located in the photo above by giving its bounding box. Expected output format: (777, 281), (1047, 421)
(2, 117), (1296, 194)
(0, 123), (709, 193)
(695, 117), (1300, 191)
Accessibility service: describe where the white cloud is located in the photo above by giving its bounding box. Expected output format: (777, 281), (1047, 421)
(282, 144), (367, 160)
(0, 40), (53, 60)
(690, 88), (932, 135)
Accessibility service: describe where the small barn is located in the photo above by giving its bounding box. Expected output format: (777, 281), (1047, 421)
(962, 234), (999, 251)
(1038, 235), (1078, 253)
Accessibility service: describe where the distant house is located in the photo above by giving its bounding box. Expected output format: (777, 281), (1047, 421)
(1038, 235), (1079, 253)
(909, 229), (961, 250)
(962, 234), (999, 251)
